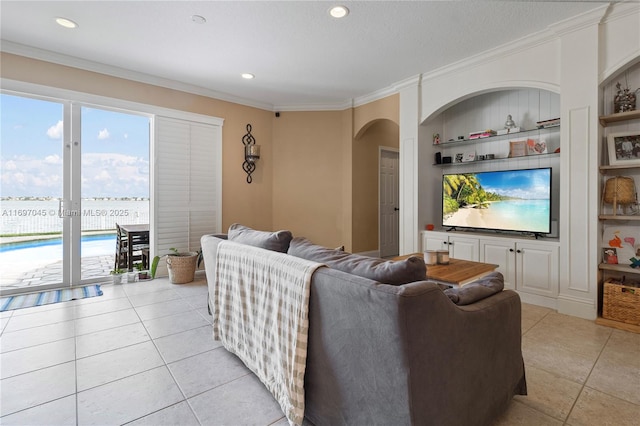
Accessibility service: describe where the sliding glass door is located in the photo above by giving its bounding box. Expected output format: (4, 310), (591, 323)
(0, 93), (150, 295)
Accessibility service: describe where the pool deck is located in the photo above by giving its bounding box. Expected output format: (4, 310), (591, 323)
(0, 255), (114, 293)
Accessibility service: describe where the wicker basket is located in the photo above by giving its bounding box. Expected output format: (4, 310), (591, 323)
(603, 176), (637, 215)
(602, 280), (640, 325)
(166, 252), (198, 284)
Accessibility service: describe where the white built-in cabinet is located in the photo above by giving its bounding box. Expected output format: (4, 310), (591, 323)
(422, 231), (559, 307)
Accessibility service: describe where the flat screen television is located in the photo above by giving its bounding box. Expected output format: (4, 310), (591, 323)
(442, 167), (552, 235)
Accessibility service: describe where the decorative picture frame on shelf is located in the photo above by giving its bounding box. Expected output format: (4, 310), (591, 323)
(602, 247), (618, 265)
(508, 140), (527, 158)
(607, 131), (640, 166)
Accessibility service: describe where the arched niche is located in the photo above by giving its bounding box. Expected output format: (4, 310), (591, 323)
(352, 118), (399, 253)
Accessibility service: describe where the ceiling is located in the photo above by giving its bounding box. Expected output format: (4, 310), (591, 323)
(0, 1), (614, 111)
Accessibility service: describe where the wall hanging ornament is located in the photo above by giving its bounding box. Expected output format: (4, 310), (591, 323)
(242, 124), (260, 183)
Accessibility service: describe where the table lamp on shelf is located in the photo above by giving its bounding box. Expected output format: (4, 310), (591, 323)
(603, 176), (638, 215)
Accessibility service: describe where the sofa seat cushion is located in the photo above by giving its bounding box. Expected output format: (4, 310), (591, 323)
(228, 223), (293, 253)
(443, 272), (504, 305)
(288, 237), (426, 285)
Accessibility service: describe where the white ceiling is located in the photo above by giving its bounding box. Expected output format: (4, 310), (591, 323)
(0, 1), (614, 111)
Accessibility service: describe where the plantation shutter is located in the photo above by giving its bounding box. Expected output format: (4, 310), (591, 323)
(154, 116), (222, 276)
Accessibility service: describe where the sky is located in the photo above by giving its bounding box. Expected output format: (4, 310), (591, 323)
(445, 168), (551, 200)
(476, 168), (551, 200)
(1, 93), (150, 198)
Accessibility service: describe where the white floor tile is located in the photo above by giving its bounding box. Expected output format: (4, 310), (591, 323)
(76, 322), (150, 359)
(0, 394), (76, 426)
(0, 319), (75, 353)
(134, 298), (194, 321)
(73, 296), (133, 318)
(188, 374), (284, 425)
(142, 310), (210, 339)
(125, 401), (200, 426)
(77, 340), (164, 391)
(168, 347), (250, 398)
(0, 361), (76, 416)
(0, 337), (76, 379)
(77, 366), (184, 425)
(3, 306), (76, 332)
(74, 308), (140, 336)
(153, 325), (221, 364)
(127, 289), (181, 308)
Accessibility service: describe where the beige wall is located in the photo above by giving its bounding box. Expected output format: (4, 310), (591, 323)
(1, 53), (400, 251)
(271, 110), (350, 248)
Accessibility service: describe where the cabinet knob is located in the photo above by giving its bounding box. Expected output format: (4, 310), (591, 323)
(516, 249), (522, 254)
(509, 248), (515, 252)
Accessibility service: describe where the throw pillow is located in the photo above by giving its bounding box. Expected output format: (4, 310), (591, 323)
(288, 237), (426, 285)
(443, 272), (504, 305)
(228, 223), (293, 253)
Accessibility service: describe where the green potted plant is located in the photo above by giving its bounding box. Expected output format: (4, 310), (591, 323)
(133, 262), (151, 281)
(110, 268), (127, 284)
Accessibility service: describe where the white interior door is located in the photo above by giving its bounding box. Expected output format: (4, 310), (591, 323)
(379, 148), (400, 258)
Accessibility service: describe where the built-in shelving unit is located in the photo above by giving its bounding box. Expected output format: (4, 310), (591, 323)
(597, 104), (640, 333)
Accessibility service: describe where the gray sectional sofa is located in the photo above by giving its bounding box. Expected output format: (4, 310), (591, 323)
(201, 225), (526, 426)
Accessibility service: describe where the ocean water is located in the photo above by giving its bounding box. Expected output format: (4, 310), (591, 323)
(1, 199), (149, 235)
(484, 200), (551, 232)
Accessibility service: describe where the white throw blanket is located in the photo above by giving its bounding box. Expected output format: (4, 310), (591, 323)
(211, 240), (324, 426)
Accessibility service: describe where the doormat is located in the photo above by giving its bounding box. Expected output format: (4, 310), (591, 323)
(0, 285), (103, 312)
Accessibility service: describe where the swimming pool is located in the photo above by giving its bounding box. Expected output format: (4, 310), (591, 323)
(0, 234), (116, 253)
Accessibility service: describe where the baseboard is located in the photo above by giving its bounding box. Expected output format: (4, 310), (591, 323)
(556, 295), (597, 320)
(517, 291), (558, 310)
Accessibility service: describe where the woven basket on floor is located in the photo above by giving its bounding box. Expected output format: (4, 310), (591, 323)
(602, 280), (640, 325)
(603, 176), (637, 215)
(166, 252), (198, 284)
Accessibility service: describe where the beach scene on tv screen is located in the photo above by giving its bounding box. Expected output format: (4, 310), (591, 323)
(443, 169), (551, 233)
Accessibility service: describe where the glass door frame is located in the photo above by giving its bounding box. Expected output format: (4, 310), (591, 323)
(1, 87), (152, 294)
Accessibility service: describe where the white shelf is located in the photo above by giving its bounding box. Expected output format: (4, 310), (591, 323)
(599, 262), (640, 274)
(599, 214), (640, 221)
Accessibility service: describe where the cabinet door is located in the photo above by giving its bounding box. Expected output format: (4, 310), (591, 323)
(448, 236), (479, 261)
(516, 242), (559, 297)
(422, 232), (448, 251)
(480, 240), (516, 290)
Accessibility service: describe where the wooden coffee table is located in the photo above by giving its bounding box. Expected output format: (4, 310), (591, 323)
(393, 253), (498, 287)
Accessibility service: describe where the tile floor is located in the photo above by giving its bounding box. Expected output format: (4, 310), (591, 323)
(1, 273), (639, 425)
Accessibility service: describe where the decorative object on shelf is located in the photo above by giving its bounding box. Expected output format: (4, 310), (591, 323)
(536, 117), (560, 129)
(504, 114), (517, 129)
(442, 156), (452, 164)
(607, 131), (640, 166)
(603, 248), (618, 264)
(485, 154), (495, 160)
(526, 138), (547, 155)
(614, 82), (639, 113)
(462, 150), (475, 162)
(629, 257), (640, 269)
(434, 152), (442, 164)
(455, 153), (464, 163)
(433, 133), (440, 145)
(242, 124), (260, 183)
(469, 129), (497, 139)
(603, 176), (638, 215)
(508, 140), (527, 157)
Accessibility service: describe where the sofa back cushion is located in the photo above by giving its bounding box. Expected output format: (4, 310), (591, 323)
(288, 237), (426, 285)
(228, 223), (293, 253)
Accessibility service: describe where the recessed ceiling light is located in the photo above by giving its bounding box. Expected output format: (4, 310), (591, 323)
(191, 15), (206, 24)
(55, 17), (78, 29)
(329, 6), (349, 18)
(242, 73), (255, 80)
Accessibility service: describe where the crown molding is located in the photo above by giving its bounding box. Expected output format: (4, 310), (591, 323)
(0, 40), (276, 112)
(547, 3), (609, 37)
(274, 99), (353, 112)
